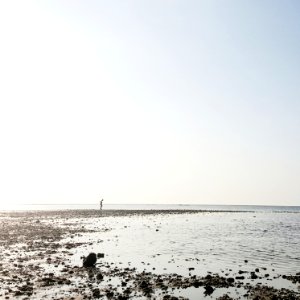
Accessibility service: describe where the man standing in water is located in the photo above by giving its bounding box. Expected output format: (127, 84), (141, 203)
(100, 199), (103, 215)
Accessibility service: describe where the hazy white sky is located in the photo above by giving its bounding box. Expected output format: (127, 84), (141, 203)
(0, 1), (299, 206)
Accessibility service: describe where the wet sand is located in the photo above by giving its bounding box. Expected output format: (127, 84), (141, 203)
(0, 209), (299, 299)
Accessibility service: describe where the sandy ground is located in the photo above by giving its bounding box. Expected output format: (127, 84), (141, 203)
(0, 209), (299, 300)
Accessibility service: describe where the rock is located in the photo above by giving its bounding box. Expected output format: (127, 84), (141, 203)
(92, 288), (101, 298)
(97, 253), (104, 258)
(204, 285), (214, 296)
(285, 274), (300, 284)
(217, 295), (235, 300)
(139, 280), (149, 288)
(14, 290), (24, 296)
(138, 280), (153, 295)
(118, 296), (129, 300)
(227, 277), (235, 283)
(83, 253), (97, 267)
(106, 291), (114, 298)
(192, 281), (202, 288)
(163, 296), (178, 300)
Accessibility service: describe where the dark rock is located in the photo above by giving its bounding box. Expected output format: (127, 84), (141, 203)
(92, 288), (101, 298)
(139, 280), (149, 288)
(106, 291), (114, 298)
(204, 285), (214, 296)
(138, 280), (153, 295)
(14, 290), (24, 296)
(227, 277), (235, 283)
(217, 295), (235, 300)
(97, 253), (104, 258)
(83, 253), (97, 267)
(192, 281), (202, 288)
(285, 274), (300, 284)
(163, 296), (179, 300)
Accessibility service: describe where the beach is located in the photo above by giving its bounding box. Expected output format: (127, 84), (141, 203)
(0, 209), (299, 299)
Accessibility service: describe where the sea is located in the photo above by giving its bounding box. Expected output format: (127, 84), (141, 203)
(2, 204), (300, 299)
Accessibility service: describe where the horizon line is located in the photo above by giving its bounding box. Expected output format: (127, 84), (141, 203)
(18, 203), (300, 207)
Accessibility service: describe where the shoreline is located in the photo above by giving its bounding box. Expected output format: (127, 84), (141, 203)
(1, 208), (299, 218)
(0, 208), (283, 220)
(0, 210), (299, 299)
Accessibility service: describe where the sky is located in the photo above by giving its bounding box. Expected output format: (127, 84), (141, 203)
(0, 0), (299, 206)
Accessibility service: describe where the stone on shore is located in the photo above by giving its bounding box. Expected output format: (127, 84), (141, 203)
(83, 253), (97, 267)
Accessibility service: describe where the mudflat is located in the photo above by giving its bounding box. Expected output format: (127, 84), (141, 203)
(0, 209), (299, 299)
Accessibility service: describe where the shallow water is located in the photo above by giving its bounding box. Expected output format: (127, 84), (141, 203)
(1, 209), (298, 299)
(64, 211), (300, 298)
(78, 212), (300, 273)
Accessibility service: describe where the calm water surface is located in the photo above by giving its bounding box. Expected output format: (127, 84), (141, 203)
(64, 210), (300, 299)
(2, 204), (299, 275)
(89, 211), (300, 275)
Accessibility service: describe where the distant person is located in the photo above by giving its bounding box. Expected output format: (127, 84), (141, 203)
(100, 199), (103, 213)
